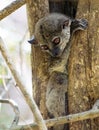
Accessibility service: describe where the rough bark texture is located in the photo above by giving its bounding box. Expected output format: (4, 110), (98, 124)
(26, 0), (49, 120)
(68, 0), (99, 130)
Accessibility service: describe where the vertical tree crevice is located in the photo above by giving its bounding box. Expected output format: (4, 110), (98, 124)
(49, 0), (79, 18)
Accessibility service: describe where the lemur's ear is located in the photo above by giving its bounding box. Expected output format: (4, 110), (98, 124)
(62, 19), (70, 29)
(28, 36), (38, 45)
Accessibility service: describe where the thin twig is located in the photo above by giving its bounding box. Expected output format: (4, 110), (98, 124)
(0, 0), (27, 20)
(0, 99), (20, 127)
(0, 37), (47, 130)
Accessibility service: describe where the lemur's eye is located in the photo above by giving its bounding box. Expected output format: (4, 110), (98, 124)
(63, 19), (69, 29)
(41, 45), (49, 50)
(52, 37), (60, 45)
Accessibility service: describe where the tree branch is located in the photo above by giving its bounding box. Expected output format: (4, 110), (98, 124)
(0, 0), (27, 20)
(0, 99), (20, 127)
(46, 107), (99, 127)
(0, 37), (47, 130)
(10, 106), (99, 130)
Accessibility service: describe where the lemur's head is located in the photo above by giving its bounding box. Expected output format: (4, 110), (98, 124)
(28, 13), (71, 57)
(28, 13), (88, 57)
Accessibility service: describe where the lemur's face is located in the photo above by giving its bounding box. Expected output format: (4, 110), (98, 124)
(28, 13), (88, 57)
(28, 14), (71, 57)
(38, 17), (71, 58)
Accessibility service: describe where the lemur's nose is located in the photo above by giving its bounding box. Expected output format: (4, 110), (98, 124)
(52, 47), (60, 57)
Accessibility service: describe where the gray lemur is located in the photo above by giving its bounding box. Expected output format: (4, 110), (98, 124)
(28, 13), (88, 130)
(46, 71), (68, 130)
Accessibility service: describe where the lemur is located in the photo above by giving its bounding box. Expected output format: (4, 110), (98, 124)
(28, 13), (88, 130)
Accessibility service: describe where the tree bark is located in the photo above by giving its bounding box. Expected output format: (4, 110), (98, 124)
(26, 0), (49, 120)
(68, 0), (99, 129)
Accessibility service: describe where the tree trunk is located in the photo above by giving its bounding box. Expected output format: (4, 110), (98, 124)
(26, 0), (49, 120)
(68, 0), (99, 129)
(27, 0), (99, 130)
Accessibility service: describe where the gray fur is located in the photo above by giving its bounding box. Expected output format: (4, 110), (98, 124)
(31, 13), (88, 130)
